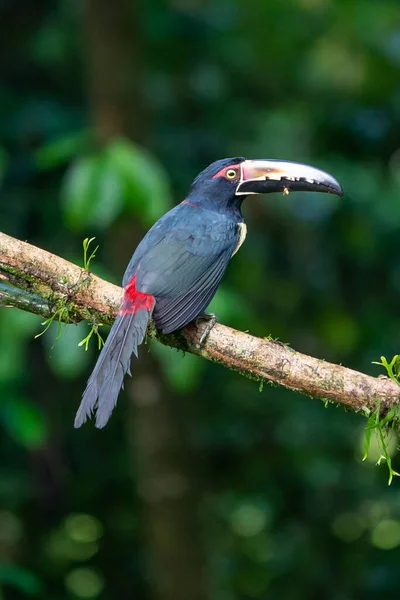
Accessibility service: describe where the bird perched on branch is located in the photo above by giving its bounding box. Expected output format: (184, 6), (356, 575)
(75, 157), (342, 428)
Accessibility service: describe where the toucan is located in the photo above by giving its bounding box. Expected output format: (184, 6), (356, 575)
(74, 157), (343, 428)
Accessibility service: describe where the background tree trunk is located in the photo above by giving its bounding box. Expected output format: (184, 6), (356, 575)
(81, 2), (209, 598)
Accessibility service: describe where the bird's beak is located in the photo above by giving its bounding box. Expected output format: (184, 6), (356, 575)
(235, 159), (343, 197)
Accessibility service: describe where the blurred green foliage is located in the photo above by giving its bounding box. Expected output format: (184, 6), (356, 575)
(2, 0), (400, 598)
(60, 138), (171, 231)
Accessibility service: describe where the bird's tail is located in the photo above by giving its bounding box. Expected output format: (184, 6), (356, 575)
(74, 307), (153, 429)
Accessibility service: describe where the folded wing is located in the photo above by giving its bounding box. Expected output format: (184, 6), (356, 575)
(122, 204), (239, 333)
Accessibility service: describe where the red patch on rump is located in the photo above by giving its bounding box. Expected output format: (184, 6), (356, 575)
(120, 275), (155, 315)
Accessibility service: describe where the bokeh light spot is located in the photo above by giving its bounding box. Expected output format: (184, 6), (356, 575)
(371, 520), (400, 550)
(332, 512), (366, 542)
(64, 514), (104, 544)
(65, 568), (104, 598)
(46, 531), (99, 562)
(230, 504), (269, 537)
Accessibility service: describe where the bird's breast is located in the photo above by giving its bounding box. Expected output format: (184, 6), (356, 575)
(232, 222), (247, 256)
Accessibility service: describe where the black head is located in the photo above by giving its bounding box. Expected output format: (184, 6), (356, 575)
(189, 157), (246, 214)
(188, 157), (343, 215)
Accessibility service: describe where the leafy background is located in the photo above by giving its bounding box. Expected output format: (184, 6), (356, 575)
(1, 0), (400, 598)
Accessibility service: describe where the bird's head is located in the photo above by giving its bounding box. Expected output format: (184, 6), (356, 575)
(189, 157), (343, 215)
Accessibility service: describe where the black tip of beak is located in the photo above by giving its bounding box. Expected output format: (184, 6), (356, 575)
(284, 178), (344, 198)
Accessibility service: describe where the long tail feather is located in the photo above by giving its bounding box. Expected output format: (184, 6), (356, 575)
(74, 308), (152, 429)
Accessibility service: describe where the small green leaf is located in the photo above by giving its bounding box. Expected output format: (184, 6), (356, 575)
(78, 323), (104, 352)
(373, 354), (400, 386)
(82, 237), (99, 270)
(363, 423), (372, 462)
(35, 305), (69, 340)
(363, 398), (400, 484)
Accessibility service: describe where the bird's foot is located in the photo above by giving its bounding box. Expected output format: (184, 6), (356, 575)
(196, 312), (217, 345)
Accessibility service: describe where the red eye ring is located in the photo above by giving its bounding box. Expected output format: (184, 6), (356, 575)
(212, 163), (240, 180)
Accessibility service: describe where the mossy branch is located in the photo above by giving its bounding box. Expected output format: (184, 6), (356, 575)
(1, 230), (399, 416)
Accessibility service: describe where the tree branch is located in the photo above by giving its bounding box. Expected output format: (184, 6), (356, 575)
(1, 230), (399, 415)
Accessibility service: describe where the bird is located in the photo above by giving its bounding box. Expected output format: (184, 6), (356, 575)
(74, 157), (343, 428)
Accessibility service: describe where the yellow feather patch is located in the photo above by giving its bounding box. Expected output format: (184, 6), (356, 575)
(232, 222), (247, 256)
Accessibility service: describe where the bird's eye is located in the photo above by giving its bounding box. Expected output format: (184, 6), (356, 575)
(226, 168), (238, 179)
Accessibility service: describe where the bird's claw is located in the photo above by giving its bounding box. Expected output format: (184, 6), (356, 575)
(196, 312), (217, 345)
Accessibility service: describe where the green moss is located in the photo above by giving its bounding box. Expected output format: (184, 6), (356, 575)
(3, 265), (37, 282)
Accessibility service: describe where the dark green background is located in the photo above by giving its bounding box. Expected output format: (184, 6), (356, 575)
(1, 1), (400, 598)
